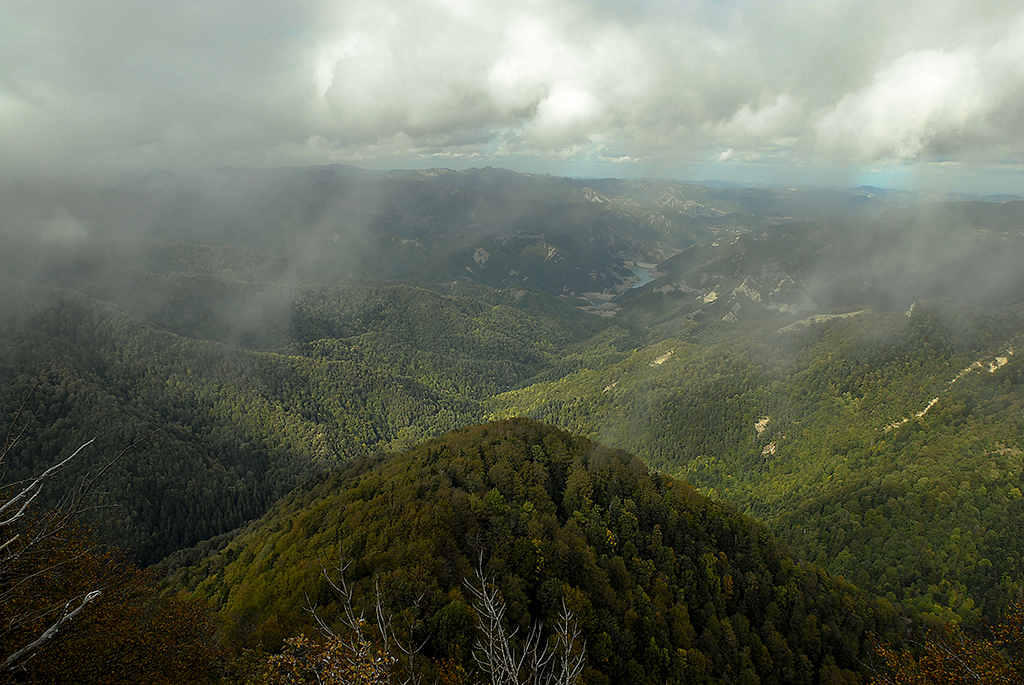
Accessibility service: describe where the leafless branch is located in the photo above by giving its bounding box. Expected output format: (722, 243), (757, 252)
(0, 380), (39, 467)
(302, 549), (586, 685)
(0, 439), (94, 530)
(465, 563), (585, 685)
(304, 549), (431, 685)
(2, 590), (101, 669)
(550, 600), (586, 685)
(0, 423), (163, 672)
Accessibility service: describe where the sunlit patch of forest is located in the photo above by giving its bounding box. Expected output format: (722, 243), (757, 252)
(4, 168), (1024, 683)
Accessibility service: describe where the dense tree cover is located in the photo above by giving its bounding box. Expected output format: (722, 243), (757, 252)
(0, 278), (598, 563)
(175, 419), (899, 685)
(9, 261), (1024, 673)
(868, 596), (1024, 684)
(489, 301), (1024, 621)
(9, 273), (1024, 655)
(7, 167), (1024, 682)
(289, 282), (603, 399)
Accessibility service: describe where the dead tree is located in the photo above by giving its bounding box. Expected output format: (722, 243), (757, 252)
(464, 566), (586, 685)
(0, 386), (143, 674)
(302, 553), (429, 685)
(0, 433), (98, 671)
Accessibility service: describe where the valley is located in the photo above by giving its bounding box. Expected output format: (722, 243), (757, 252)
(3, 166), (1024, 683)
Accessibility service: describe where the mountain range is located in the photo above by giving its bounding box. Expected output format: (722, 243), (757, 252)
(3, 165), (1024, 683)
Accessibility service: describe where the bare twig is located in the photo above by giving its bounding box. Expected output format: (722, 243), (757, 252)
(0, 439), (94, 529)
(304, 549), (429, 685)
(465, 563), (586, 685)
(0, 423), (163, 672)
(0, 380), (40, 467)
(2, 590), (101, 669)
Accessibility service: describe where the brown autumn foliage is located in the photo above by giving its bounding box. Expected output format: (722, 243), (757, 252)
(0, 510), (220, 685)
(263, 632), (395, 685)
(870, 596), (1024, 685)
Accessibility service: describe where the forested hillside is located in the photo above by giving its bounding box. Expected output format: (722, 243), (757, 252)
(4, 166), (1024, 683)
(490, 301), (1024, 621)
(173, 418), (898, 685)
(0, 277), (601, 562)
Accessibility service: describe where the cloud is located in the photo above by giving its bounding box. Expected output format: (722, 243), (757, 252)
(810, 32), (1024, 165)
(36, 207), (89, 245)
(2, 0), (1023, 187)
(704, 94), (805, 162)
(815, 49), (986, 162)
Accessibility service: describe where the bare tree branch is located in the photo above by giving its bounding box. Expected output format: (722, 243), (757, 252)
(303, 549), (433, 685)
(295, 549), (586, 685)
(465, 562), (586, 685)
(0, 423), (162, 673)
(0, 439), (94, 530)
(550, 600), (586, 685)
(2, 590), (101, 669)
(0, 380), (39, 466)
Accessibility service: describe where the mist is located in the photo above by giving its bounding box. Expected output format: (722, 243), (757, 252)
(0, 167), (388, 348)
(800, 200), (1024, 313)
(3, 166), (1022, 355)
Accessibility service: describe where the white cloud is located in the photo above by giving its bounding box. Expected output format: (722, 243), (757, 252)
(1, 0), (1023, 189)
(530, 83), (603, 148)
(708, 94), (805, 151)
(815, 49), (987, 161)
(811, 10), (1024, 165)
(487, 16), (570, 115)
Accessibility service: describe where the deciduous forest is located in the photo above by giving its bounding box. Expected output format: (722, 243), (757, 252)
(3, 167), (1024, 683)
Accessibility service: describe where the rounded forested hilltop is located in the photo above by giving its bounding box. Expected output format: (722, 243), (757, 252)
(179, 418), (898, 685)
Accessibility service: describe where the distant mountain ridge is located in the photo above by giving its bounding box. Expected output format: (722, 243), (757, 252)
(6, 167), (1024, 336)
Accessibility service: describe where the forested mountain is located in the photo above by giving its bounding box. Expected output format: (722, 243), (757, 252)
(8, 166), (1014, 328)
(0, 277), (601, 562)
(4, 165), (1024, 682)
(616, 201), (1024, 324)
(172, 418), (899, 685)
(489, 300), (1024, 621)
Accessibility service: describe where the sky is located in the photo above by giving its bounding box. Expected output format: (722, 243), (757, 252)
(3, 0), (1024, 193)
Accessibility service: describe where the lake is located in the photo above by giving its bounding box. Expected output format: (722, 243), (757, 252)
(628, 265), (657, 288)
